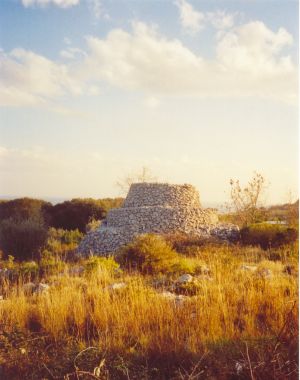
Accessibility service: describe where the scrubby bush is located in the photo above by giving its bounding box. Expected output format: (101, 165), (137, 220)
(0, 218), (48, 260)
(39, 250), (66, 275)
(19, 261), (39, 281)
(47, 228), (83, 246)
(240, 223), (298, 249)
(164, 232), (221, 255)
(84, 256), (120, 276)
(170, 257), (203, 275)
(117, 234), (180, 274)
(86, 219), (101, 232)
(43, 228), (83, 260)
(118, 234), (208, 275)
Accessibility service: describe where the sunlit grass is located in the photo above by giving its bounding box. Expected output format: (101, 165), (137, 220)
(0, 242), (298, 379)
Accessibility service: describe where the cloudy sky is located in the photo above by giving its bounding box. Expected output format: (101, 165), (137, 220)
(0, 0), (298, 204)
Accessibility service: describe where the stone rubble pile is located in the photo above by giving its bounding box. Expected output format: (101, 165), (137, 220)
(78, 182), (239, 255)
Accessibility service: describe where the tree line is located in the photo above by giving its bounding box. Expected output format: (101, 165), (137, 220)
(0, 197), (123, 260)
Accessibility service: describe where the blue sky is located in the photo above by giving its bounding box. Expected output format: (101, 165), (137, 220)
(0, 0), (298, 204)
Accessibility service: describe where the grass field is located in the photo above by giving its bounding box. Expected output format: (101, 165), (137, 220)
(0, 238), (298, 379)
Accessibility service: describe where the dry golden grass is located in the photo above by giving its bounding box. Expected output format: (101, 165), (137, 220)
(0, 243), (298, 379)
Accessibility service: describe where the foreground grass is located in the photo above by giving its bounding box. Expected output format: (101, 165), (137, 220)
(0, 243), (298, 379)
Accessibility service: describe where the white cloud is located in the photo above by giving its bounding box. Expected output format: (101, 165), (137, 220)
(175, 0), (238, 32)
(60, 47), (87, 59)
(175, 0), (205, 33)
(80, 21), (296, 103)
(207, 10), (236, 29)
(0, 21), (296, 107)
(216, 21), (294, 75)
(0, 48), (83, 106)
(82, 22), (204, 92)
(87, 0), (108, 20)
(22, 0), (80, 8)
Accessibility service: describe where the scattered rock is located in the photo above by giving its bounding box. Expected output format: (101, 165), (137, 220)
(201, 266), (210, 275)
(210, 223), (240, 241)
(177, 274), (193, 284)
(34, 283), (50, 294)
(240, 265), (258, 272)
(235, 361), (244, 375)
(107, 282), (127, 290)
(23, 282), (36, 294)
(257, 268), (273, 279)
(159, 291), (187, 306)
(69, 266), (85, 276)
(23, 282), (50, 295)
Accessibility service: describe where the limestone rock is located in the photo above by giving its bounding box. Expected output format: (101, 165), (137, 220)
(257, 268), (273, 278)
(159, 291), (187, 306)
(210, 223), (240, 241)
(177, 274), (193, 284)
(240, 265), (258, 272)
(23, 282), (36, 294)
(23, 282), (50, 295)
(34, 283), (50, 294)
(107, 282), (127, 290)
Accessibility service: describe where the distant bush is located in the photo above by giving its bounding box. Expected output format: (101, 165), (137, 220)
(240, 223), (298, 249)
(0, 198), (50, 222)
(45, 198), (123, 232)
(0, 218), (48, 261)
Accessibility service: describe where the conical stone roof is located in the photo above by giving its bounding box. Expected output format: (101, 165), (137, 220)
(77, 182), (238, 255)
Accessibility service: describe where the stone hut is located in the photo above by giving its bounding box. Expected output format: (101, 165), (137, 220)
(77, 182), (239, 255)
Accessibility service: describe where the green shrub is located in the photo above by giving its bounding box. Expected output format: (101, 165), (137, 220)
(164, 232), (221, 255)
(44, 228), (83, 260)
(0, 218), (48, 261)
(86, 219), (101, 232)
(47, 228), (83, 245)
(170, 257), (203, 275)
(240, 223), (298, 250)
(19, 261), (39, 280)
(39, 250), (66, 275)
(117, 234), (179, 275)
(117, 234), (208, 275)
(84, 256), (120, 276)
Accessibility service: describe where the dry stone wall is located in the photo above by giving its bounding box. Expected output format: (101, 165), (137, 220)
(78, 182), (239, 255)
